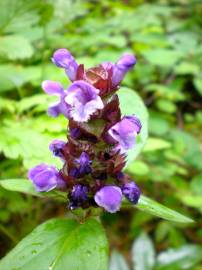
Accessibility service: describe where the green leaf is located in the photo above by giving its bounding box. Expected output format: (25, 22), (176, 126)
(0, 217), (109, 270)
(190, 174), (202, 196)
(0, 35), (34, 60)
(132, 195), (194, 223)
(142, 49), (183, 68)
(0, 179), (39, 196)
(156, 99), (177, 113)
(156, 245), (202, 270)
(194, 78), (202, 96)
(109, 250), (129, 270)
(0, 179), (66, 199)
(132, 233), (155, 270)
(118, 87), (148, 165)
(126, 160), (149, 176)
(143, 138), (171, 152)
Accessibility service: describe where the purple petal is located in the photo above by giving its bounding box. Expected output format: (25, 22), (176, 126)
(64, 80), (104, 122)
(108, 115), (141, 152)
(70, 128), (81, 139)
(42, 80), (64, 95)
(51, 48), (78, 81)
(101, 61), (114, 70)
(28, 164), (66, 192)
(47, 102), (61, 117)
(76, 152), (92, 175)
(94, 186), (122, 213)
(112, 54), (136, 86)
(49, 139), (66, 158)
(122, 182), (141, 204)
(71, 184), (88, 201)
(69, 184), (88, 210)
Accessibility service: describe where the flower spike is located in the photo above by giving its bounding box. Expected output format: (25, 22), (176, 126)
(28, 49), (141, 213)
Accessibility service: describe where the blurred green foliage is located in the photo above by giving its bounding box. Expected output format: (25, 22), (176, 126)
(0, 0), (202, 268)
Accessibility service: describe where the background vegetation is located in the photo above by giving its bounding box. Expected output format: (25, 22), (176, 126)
(0, 0), (202, 269)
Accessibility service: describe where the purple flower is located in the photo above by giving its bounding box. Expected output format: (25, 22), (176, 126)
(28, 163), (66, 192)
(64, 80), (104, 122)
(49, 139), (66, 158)
(70, 128), (81, 139)
(41, 80), (70, 118)
(69, 184), (88, 210)
(94, 186), (122, 213)
(51, 48), (78, 81)
(122, 182), (141, 204)
(112, 54), (136, 86)
(76, 152), (92, 175)
(108, 115), (142, 152)
(41, 80), (64, 95)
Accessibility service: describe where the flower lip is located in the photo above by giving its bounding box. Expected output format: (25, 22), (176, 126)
(94, 185), (122, 213)
(52, 48), (78, 81)
(42, 80), (64, 95)
(116, 53), (136, 70)
(52, 49), (74, 68)
(108, 115), (142, 152)
(64, 80), (104, 122)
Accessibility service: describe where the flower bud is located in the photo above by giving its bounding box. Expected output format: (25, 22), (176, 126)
(94, 186), (122, 213)
(122, 182), (141, 204)
(28, 164), (66, 192)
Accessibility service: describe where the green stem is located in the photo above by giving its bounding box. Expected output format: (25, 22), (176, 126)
(0, 224), (18, 244)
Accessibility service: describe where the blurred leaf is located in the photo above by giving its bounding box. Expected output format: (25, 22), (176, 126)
(156, 99), (177, 113)
(142, 49), (183, 67)
(132, 233), (155, 270)
(156, 245), (202, 270)
(0, 64), (41, 92)
(190, 174), (202, 196)
(143, 138), (171, 152)
(126, 160), (149, 176)
(0, 120), (63, 169)
(0, 179), (39, 197)
(0, 217), (109, 270)
(118, 87), (148, 165)
(0, 0), (45, 34)
(194, 78), (202, 96)
(109, 250), (129, 270)
(174, 62), (199, 75)
(0, 35), (33, 60)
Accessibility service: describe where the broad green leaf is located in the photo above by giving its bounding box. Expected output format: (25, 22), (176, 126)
(156, 245), (202, 270)
(0, 218), (109, 270)
(0, 35), (34, 60)
(109, 250), (129, 270)
(118, 87), (148, 165)
(132, 233), (155, 270)
(127, 195), (194, 223)
(143, 138), (171, 152)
